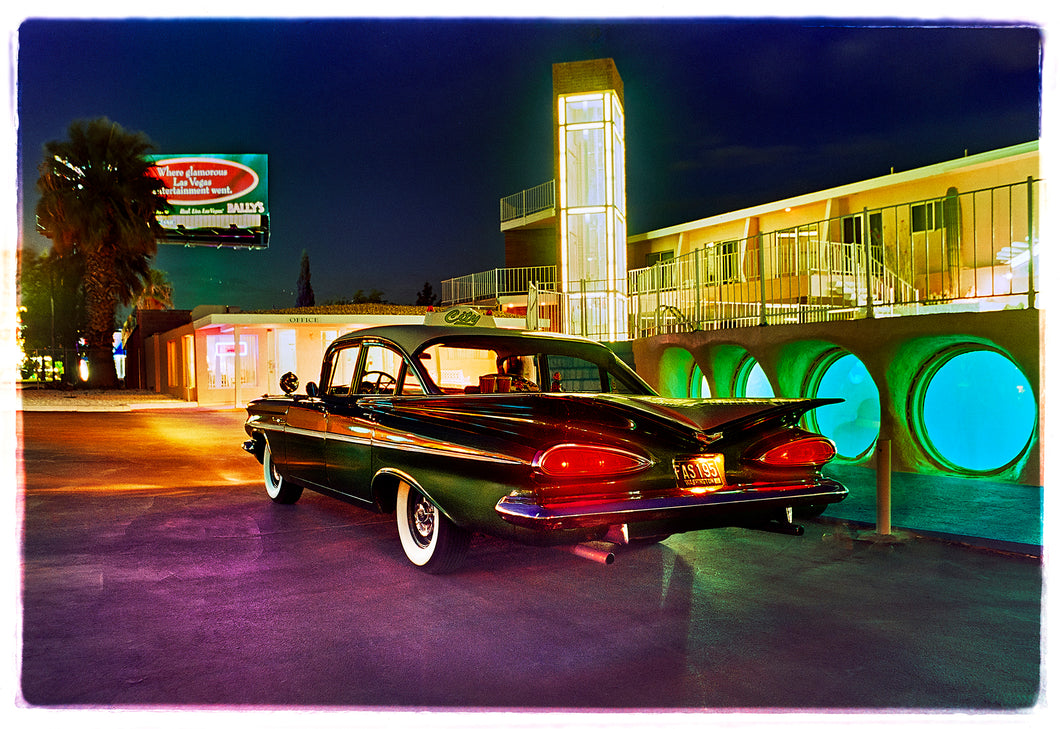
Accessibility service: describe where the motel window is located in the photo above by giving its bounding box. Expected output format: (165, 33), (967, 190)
(911, 200), (944, 233)
(322, 331), (338, 360)
(205, 333), (258, 389)
(645, 250), (675, 289)
(167, 340), (179, 386)
(705, 241), (740, 283)
(183, 335), (196, 388)
(645, 250), (674, 267)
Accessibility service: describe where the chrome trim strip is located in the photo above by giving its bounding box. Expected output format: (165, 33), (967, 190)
(247, 420), (285, 433)
(371, 438), (528, 466)
(326, 431), (373, 447)
(252, 421), (527, 466)
(284, 425), (327, 439)
(494, 480), (848, 525)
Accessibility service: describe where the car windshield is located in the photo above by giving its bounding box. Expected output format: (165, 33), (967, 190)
(414, 336), (652, 396)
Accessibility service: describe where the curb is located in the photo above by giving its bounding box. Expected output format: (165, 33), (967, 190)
(19, 401), (195, 413)
(818, 516), (1042, 560)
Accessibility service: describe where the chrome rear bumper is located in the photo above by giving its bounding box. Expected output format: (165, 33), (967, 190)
(495, 479), (847, 531)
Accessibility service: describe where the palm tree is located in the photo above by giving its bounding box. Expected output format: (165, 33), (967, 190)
(35, 117), (169, 388)
(134, 268), (175, 311)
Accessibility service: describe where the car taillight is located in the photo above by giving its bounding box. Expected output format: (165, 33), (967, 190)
(535, 444), (652, 478)
(756, 436), (836, 467)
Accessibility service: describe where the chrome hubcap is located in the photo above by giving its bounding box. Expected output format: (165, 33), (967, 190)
(413, 500), (435, 539)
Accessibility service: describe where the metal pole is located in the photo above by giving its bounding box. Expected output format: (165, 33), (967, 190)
(876, 439), (892, 535)
(694, 248), (702, 328)
(863, 208), (875, 319)
(1027, 176), (1035, 310)
(233, 326), (241, 409)
(580, 278), (588, 336)
(653, 264), (661, 335)
(757, 232), (767, 326)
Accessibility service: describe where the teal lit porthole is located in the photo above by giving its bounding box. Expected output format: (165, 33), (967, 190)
(736, 358), (774, 397)
(810, 352), (880, 460)
(917, 348), (1036, 473)
(690, 364), (711, 398)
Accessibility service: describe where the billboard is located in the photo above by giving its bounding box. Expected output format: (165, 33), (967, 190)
(147, 154), (269, 249)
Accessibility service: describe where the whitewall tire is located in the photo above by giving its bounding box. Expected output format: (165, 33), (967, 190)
(395, 479), (470, 573)
(263, 441), (303, 504)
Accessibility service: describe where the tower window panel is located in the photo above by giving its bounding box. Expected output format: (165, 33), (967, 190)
(565, 96), (605, 123)
(565, 128), (607, 207)
(566, 212), (608, 284)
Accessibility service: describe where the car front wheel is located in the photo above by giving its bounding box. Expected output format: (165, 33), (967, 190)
(263, 441), (303, 504)
(396, 480), (470, 573)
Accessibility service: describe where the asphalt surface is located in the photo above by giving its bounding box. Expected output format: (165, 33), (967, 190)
(14, 408), (1045, 723)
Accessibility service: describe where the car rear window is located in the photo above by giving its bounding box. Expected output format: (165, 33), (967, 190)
(416, 342), (642, 395)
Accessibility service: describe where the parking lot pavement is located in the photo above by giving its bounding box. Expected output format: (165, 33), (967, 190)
(16, 410), (1044, 717)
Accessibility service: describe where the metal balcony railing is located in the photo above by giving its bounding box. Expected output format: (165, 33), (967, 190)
(500, 180), (555, 225)
(440, 265), (558, 306)
(626, 177), (1041, 339)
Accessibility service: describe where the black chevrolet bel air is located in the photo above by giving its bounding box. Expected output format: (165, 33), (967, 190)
(243, 322), (847, 572)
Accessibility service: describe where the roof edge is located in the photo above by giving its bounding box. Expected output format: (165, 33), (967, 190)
(629, 140), (1039, 243)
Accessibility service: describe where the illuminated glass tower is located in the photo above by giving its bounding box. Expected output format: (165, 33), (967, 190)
(554, 60), (627, 340)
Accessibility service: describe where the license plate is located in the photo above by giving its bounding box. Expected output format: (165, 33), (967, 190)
(674, 454), (726, 492)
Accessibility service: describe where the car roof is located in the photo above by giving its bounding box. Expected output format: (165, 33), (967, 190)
(332, 324), (607, 356)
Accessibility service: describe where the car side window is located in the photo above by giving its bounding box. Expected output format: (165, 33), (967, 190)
(358, 343), (425, 396)
(325, 344), (361, 396)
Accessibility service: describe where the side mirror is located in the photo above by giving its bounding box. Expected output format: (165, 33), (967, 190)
(305, 381), (319, 398)
(279, 371), (299, 394)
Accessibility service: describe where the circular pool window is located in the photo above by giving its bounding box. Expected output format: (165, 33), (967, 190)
(917, 349), (1036, 473)
(736, 358), (774, 397)
(810, 352), (880, 460)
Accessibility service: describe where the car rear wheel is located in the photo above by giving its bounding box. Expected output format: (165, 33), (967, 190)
(263, 441), (303, 504)
(396, 480), (470, 573)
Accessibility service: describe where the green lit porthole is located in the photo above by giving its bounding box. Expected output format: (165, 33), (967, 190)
(736, 357), (774, 397)
(810, 352), (880, 460)
(917, 348), (1036, 473)
(690, 364), (711, 398)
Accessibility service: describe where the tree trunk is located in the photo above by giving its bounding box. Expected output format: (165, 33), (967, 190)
(86, 343), (118, 388)
(82, 246), (120, 388)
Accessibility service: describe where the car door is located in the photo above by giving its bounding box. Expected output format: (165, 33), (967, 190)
(325, 341), (426, 503)
(283, 342), (360, 489)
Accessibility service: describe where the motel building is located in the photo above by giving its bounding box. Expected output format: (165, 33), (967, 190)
(139, 58), (1041, 489)
(130, 305), (524, 409)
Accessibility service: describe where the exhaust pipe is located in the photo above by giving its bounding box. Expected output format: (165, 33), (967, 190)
(563, 541), (616, 565)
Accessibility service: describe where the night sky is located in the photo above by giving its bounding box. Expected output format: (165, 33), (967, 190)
(15, 16), (1043, 311)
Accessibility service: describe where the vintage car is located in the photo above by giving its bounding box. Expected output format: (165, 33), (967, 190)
(242, 318), (847, 572)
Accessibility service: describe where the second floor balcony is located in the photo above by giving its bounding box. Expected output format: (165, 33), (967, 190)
(500, 180), (555, 230)
(448, 176), (1041, 341)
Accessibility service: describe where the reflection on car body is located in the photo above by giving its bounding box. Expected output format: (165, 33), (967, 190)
(242, 314), (847, 572)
